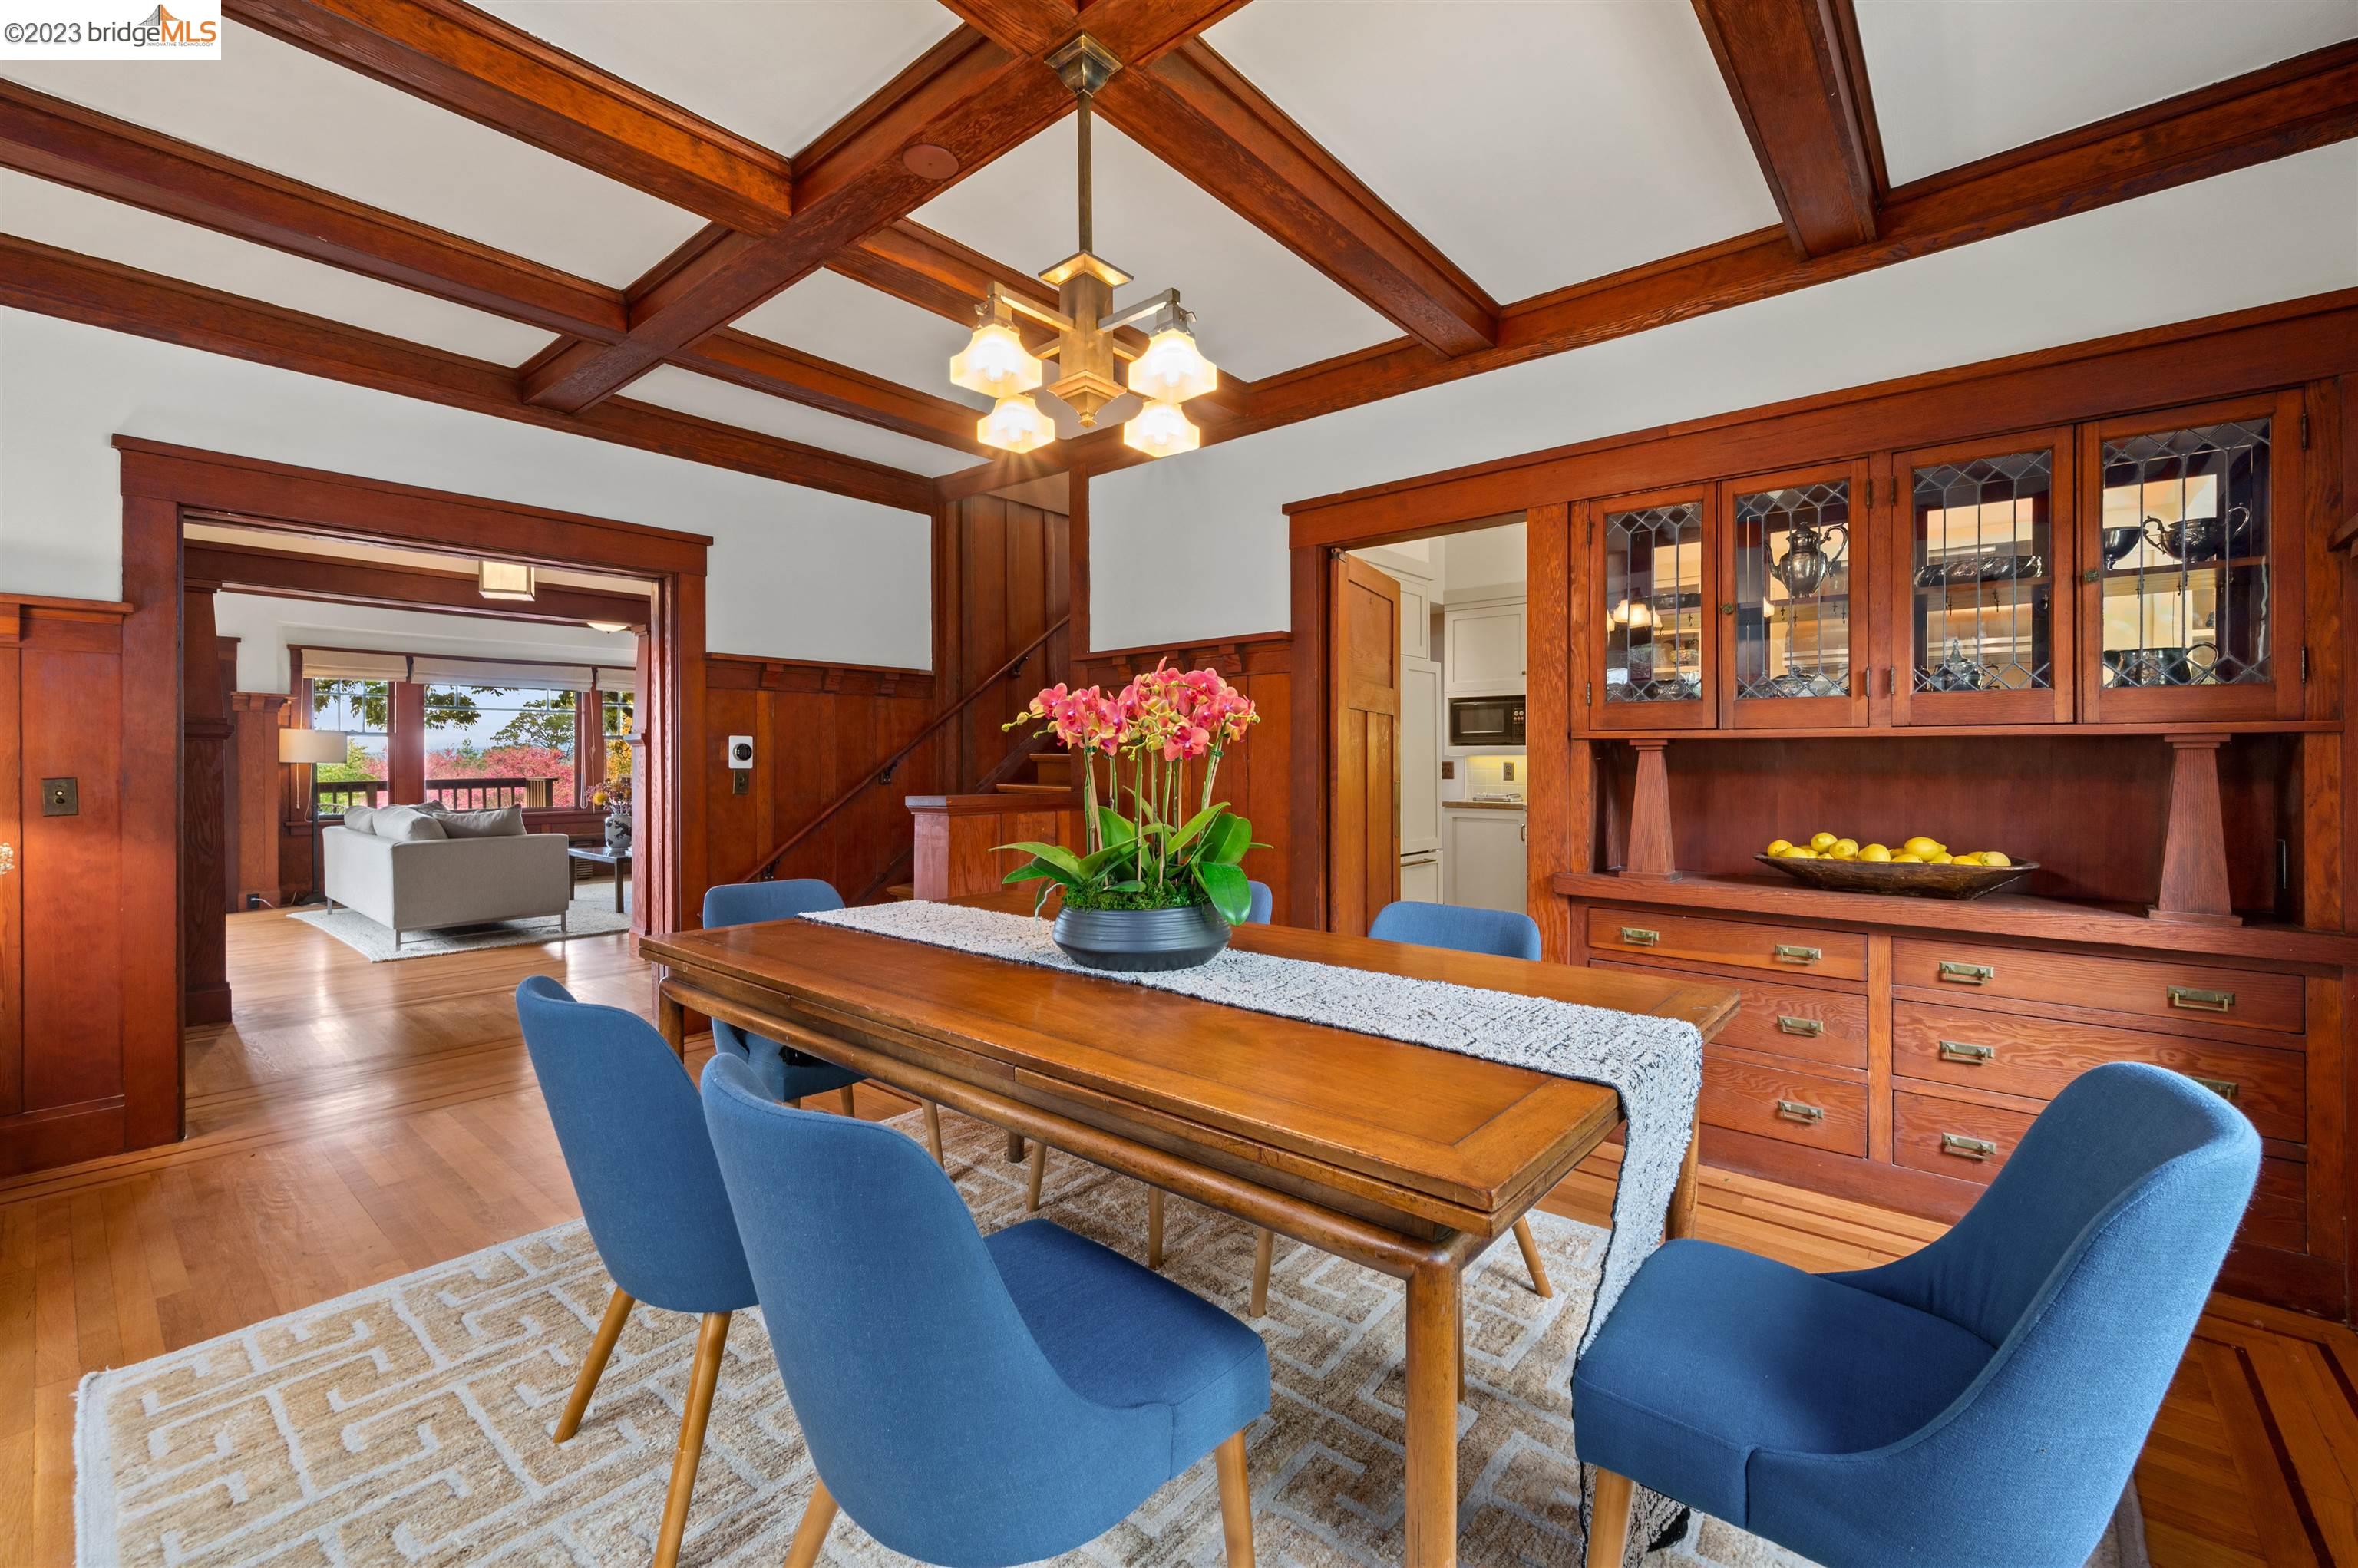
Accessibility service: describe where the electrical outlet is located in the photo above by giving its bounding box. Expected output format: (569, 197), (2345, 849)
(40, 777), (78, 816)
(1501, 760), (1516, 782)
(1440, 760), (1455, 780)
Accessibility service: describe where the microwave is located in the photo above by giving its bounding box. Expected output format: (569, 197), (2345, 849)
(1448, 695), (1525, 748)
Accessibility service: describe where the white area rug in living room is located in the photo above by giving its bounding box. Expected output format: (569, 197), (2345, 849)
(74, 1108), (2138, 1568)
(288, 892), (630, 962)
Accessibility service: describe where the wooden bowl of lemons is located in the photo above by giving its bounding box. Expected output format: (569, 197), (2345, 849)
(1755, 834), (2036, 900)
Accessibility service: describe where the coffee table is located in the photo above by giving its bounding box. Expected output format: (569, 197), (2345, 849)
(567, 844), (631, 913)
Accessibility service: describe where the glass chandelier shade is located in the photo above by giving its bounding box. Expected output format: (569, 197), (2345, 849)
(1121, 398), (1200, 458)
(979, 394), (1055, 454)
(949, 322), (1044, 400)
(1127, 325), (1218, 404)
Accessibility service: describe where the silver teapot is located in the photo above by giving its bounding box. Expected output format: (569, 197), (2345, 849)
(1772, 520), (1848, 598)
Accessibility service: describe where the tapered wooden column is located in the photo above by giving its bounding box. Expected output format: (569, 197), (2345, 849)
(1620, 739), (1678, 880)
(2151, 732), (2241, 925)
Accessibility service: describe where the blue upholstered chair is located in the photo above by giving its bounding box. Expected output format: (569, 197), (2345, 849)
(1244, 880), (1274, 925)
(701, 1052), (1270, 1568)
(514, 975), (758, 1568)
(1368, 898), (1542, 960)
(702, 879), (945, 1163)
(1575, 1061), (2261, 1568)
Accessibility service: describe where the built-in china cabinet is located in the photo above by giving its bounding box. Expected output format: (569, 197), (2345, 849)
(1554, 379), (2346, 1315)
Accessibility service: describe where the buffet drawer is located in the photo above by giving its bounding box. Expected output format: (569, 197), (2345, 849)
(1889, 938), (2302, 1035)
(1702, 1050), (1868, 1157)
(1590, 908), (1868, 982)
(1891, 1002), (2303, 1141)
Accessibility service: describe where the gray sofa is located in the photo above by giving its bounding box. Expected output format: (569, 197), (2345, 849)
(322, 803), (572, 946)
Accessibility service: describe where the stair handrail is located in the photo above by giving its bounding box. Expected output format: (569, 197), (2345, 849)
(738, 614), (1071, 884)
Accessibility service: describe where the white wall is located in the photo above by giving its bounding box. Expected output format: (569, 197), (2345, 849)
(210, 593), (637, 695)
(0, 313), (933, 668)
(1091, 143), (2358, 648)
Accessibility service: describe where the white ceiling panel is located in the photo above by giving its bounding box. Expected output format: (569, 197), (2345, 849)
(625, 365), (976, 477)
(0, 21), (705, 286)
(737, 269), (989, 411)
(1204, 0), (1782, 305)
(913, 117), (1397, 379)
(1858, 0), (2358, 185)
(472, 0), (957, 158)
(1, 173), (556, 363)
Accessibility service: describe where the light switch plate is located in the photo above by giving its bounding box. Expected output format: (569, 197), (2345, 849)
(40, 777), (78, 816)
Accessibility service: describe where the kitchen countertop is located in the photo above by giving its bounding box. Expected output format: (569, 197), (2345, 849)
(1441, 799), (1528, 811)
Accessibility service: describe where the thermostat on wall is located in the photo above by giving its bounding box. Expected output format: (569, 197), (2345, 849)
(727, 735), (755, 767)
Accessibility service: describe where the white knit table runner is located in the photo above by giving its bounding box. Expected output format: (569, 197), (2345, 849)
(801, 900), (1703, 1353)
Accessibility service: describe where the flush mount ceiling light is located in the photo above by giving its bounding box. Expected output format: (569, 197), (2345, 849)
(584, 619), (632, 634)
(478, 560), (537, 601)
(950, 34), (1218, 459)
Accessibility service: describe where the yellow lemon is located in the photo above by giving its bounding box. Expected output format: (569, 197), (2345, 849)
(1859, 843), (1891, 862)
(1976, 850), (2010, 867)
(1831, 837), (1859, 857)
(1787, 847), (1818, 859)
(1929, 852), (1955, 864)
(1901, 836), (1947, 858)
(1765, 838), (1793, 857)
(1891, 852), (1924, 863)
(1808, 831), (1838, 852)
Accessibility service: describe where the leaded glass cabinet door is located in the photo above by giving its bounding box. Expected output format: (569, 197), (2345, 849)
(1890, 432), (2076, 725)
(1719, 462), (1870, 728)
(2079, 392), (2304, 723)
(1590, 487), (1714, 731)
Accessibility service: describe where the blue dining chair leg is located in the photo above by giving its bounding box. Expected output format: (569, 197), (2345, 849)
(1585, 1468), (1635, 1568)
(652, 1312), (732, 1568)
(553, 1286), (634, 1443)
(1250, 1229), (1274, 1317)
(923, 1101), (945, 1165)
(1215, 1431), (1257, 1568)
(782, 1478), (838, 1568)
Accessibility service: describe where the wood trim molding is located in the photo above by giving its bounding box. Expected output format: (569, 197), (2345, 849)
(1286, 288), (2358, 545)
(223, 0), (797, 233)
(1689, 0), (1879, 255)
(189, 540), (651, 628)
(0, 237), (935, 511)
(703, 650), (938, 700)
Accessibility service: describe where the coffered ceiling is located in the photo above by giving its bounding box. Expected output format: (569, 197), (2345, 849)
(2, 0), (2353, 514)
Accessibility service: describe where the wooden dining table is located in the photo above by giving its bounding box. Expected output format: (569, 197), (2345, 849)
(645, 897), (1737, 1568)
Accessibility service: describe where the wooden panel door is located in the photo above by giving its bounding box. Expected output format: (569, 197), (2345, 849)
(1719, 460), (1871, 728)
(1888, 429), (2077, 725)
(2077, 390), (2305, 723)
(1330, 554), (1401, 936)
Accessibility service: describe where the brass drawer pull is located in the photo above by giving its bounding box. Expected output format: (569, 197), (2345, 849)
(1776, 1015), (1825, 1037)
(1938, 1039), (1995, 1065)
(1619, 926), (1660, 947)
(1940, 1132), (1998, 1160)
(1937, 961), (1995, 985)
(2168, 985), (2235, 1013)
(1775, 1098), (1825, 1124)
(2189, 1074), (2241, 1101)
(1772, 944), (1821, 966)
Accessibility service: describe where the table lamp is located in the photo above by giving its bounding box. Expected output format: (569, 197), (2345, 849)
(279, 728), (346, 906)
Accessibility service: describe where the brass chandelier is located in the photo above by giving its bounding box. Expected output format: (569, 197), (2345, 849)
(949, 35), (1219, 459)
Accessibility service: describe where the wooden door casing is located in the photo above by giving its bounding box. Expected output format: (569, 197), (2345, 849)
(1331, 554), (1402, 937)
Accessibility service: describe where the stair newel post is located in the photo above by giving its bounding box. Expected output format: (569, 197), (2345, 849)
(2151, 731), (2241, 924)
(1622, 739), (1680, 880)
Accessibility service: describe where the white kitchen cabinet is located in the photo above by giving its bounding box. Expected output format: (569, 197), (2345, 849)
(1399, 852), (1442, 903)
(1396, 573), (1435, 661)
(1443, 807), (1527, 913)
(1444, 598), (1526, 694)
(1400, 654), (1442, 857)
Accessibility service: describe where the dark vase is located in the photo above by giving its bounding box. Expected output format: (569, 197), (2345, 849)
(1052, 902), (1230, 972)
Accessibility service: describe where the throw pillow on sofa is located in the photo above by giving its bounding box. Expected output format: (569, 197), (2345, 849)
(438, 804), (527, 838)
(340, 804), (378, 835)
(374, 805), (449, 841)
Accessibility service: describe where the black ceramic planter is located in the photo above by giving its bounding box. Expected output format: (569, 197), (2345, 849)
(1052, 902), (1230, 972)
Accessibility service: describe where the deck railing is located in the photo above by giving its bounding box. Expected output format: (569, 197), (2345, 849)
(315, 777), (563, 814)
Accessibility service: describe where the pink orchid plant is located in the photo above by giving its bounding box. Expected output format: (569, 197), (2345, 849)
(1000, 662), (1263, 920)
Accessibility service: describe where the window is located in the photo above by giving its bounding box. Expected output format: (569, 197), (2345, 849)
(599, 688), (636, 787)
(422, 683), (580, 808)
(309, 679), (389, 813)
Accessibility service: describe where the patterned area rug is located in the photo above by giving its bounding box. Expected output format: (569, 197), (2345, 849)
(287, 893), (630, 962)
(76, 1110), (2135, 1568)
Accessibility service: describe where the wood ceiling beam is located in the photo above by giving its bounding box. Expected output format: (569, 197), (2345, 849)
(934, 37), (2358, 495)
(672, 330), (990, 453)
(1097, 41), (1501, 356)
(517, 25), (1069, 413)
(222, 0), (796, 234)
(187, 539), (651, 627)
(0, 235), (936, 512)
(1690, 0), (1880, 255)
(0, 79), (626, 342)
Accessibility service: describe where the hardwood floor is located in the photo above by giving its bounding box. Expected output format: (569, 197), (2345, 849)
(2, 907), (2350, 1565)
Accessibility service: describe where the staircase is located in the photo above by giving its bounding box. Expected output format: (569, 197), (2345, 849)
(877, 747), (1081, 902)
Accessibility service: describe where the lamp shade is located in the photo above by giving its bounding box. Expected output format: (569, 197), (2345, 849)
(949, 322), (1044, 399)
(1127, 325), (1218, 404)
(1121, 398), (1200, 458)
(978, 395), (1055, 454)
(279, 728), (345, 764)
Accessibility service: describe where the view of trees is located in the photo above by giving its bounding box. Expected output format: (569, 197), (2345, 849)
(307, 678), (634, 809)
